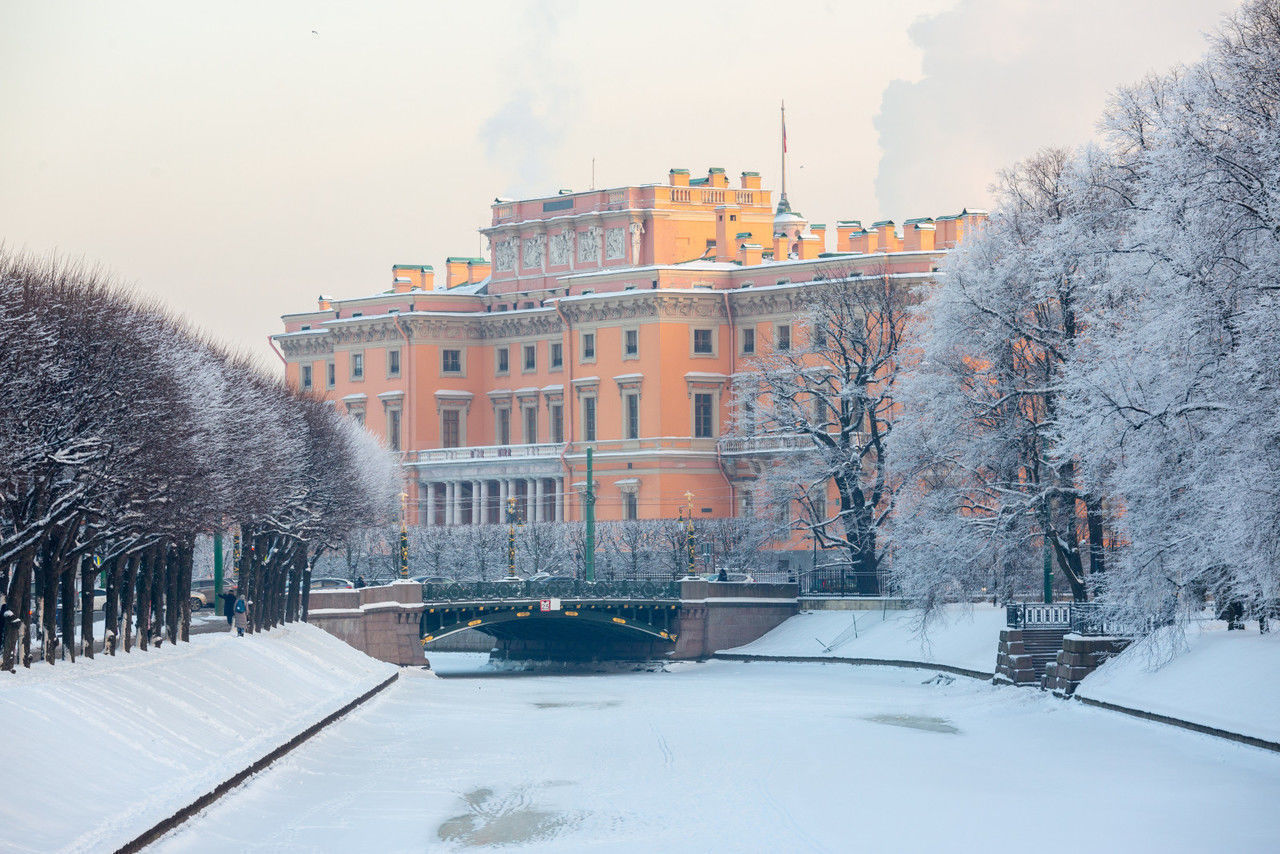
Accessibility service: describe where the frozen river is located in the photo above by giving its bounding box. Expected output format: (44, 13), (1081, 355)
(154, 656), (1280, 852)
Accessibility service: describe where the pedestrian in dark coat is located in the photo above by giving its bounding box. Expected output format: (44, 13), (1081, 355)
(354, 575), (366, 589)
(221, 590), (238, 628)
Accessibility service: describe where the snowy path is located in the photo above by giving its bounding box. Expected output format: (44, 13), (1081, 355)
(153, 660), (1280, 853)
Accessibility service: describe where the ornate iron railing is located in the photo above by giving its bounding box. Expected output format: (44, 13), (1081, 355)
(1007, 602), (1160, 637)
(421, 578), (681, 603)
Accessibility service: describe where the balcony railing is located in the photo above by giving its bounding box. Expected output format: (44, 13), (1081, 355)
(413, 442), (566, 464)
(718, 434), (810, 455)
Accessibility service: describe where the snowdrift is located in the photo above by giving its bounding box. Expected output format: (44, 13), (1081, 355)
(719, 603), (1004, 675)
(1, 622), (396, 853)
(1076, 620), (1280, 745)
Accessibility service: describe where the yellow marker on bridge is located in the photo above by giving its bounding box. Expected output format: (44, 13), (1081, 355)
(565, 611), (578, 616)
(468, 619), (482, 627)
(612, 617), (626, 625)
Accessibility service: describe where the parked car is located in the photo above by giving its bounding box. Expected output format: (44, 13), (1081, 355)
(191, 579), (218, 606)
(309, 577), (354, 590)
(93, 588), (106, 612)
(189, 589), (209, 610)
(412, 575), (453, 585)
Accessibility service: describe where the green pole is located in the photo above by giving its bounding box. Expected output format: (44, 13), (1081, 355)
(213, 531), (224, 616)
(584, 447), (595, 582)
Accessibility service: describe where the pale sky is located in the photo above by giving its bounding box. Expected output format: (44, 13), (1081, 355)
(0, 0), (1240, 366)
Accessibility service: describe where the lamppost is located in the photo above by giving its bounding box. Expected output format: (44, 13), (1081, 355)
(398, 491), (410, 579)
(684, 491), (697, 578)
(506, 496), (519, 579)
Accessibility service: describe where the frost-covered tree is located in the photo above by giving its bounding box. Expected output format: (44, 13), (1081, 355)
(890, 150), (1110, 608)
(730, 271), (910, 594)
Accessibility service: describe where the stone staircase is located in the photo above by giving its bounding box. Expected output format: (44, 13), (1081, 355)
(995, 626), (1069, 685)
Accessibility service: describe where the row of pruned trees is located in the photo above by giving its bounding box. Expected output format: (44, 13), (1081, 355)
(0, 252), (398, 671)
(324, 515), (782, 584)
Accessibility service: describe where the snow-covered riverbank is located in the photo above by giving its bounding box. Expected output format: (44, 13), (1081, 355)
(719, 603), (1005, 674)
(1, 623), (395, 854)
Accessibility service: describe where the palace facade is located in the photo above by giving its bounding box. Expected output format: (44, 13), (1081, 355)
(274, 167), (985, 567)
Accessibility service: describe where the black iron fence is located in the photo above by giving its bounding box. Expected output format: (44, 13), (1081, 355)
(421, 578), (681, 603)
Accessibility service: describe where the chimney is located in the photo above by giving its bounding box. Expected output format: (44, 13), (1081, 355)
(669, 168), (690, 187)
(872, 220), (900, 253)
(392, 264), (433, 291)
(708, 167), (728, 188)
(836, 221), (861, 252)
(903, 218), (935, 252)
(468, 258), (492, 282)
(773, 233), (789, 260)
(317, 295), (333, 311)
(445, 257), (470, 288)
(714, 205), (740, 262)
(955, 209), (989, 246)
(847, 228), (877, 254)
(737, 242), (763, 266)
(740, 171), (761, 190)
(934, 214), (958, 249)
(797, 233), (822, 261)
(810, 224), (827, 253)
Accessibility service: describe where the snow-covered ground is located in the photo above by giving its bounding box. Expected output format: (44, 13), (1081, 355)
(153, 660), (1280, 853)
(720, 603), (1005, 674)
(1, 623), (395, 854)
(1076, 620), (1280, 744)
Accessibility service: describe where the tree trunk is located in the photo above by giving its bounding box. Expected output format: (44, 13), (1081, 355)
(165, 545), (180, 645)
(80, 554), (95, 659)
(1085, 497), (1107, 579)
(150, 542), (166, 648)
(179, 537), (194, 642)
(1, 546), (34, 670)
(60, 558), (76, 663)
(122, 552), (140, 653)
(104, 554), (122, 655)
(136, 547), (152, 651)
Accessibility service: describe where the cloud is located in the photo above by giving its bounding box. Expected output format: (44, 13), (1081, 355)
(874, 0), (1240, 219)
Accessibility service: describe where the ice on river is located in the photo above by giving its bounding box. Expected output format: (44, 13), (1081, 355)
(154, 659), (1280, 853)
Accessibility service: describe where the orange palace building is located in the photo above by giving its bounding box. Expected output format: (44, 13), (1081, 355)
(275, 167), (985, 563)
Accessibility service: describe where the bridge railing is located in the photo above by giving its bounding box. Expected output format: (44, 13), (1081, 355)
(421, 578), (681, 603)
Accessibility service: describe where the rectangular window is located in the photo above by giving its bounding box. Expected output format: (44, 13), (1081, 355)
(812, 323), (826, 347)
(326, 361), (335, 388)
(349, 405), (365, 427)
(583, 396), (597, 442)
(496, 346), (509, 374)
(350, 352), (364, 380)
(694, 393), (714, 438)
(550, 342), (563, 369)
(624, 329), (639, 356)
(581, 332), (596, 361)
(301, 365), (312, 390)
(625, 393), (640, 439)
(442, 348), (462, 373)
(624, 492), (638, 521)
(442, 410), (461, 448)
(523, 344), (536, 371)
(550, 404), (563, 444)
(693, 328), (713, 354)
(741, 327), (755, 354)
(386, 407), (401, 451)
(387, 348), (401, 377)
(776, 325), (791, 352)
(497, 408), (510, 445)
(523, 407), (538, 444)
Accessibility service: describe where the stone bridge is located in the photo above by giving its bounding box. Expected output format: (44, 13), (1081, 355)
(307, 579), (798, 665)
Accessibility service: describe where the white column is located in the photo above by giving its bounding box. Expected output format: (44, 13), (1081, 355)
(425, 482), (437, 527)
(480, 480), (491, 525)
(533, 478), (544, 523)
(445, 481), (456, 526)
(453, 481), (464, 526)
(556, 478), (564, 522)
(471, 480), (482, 525)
